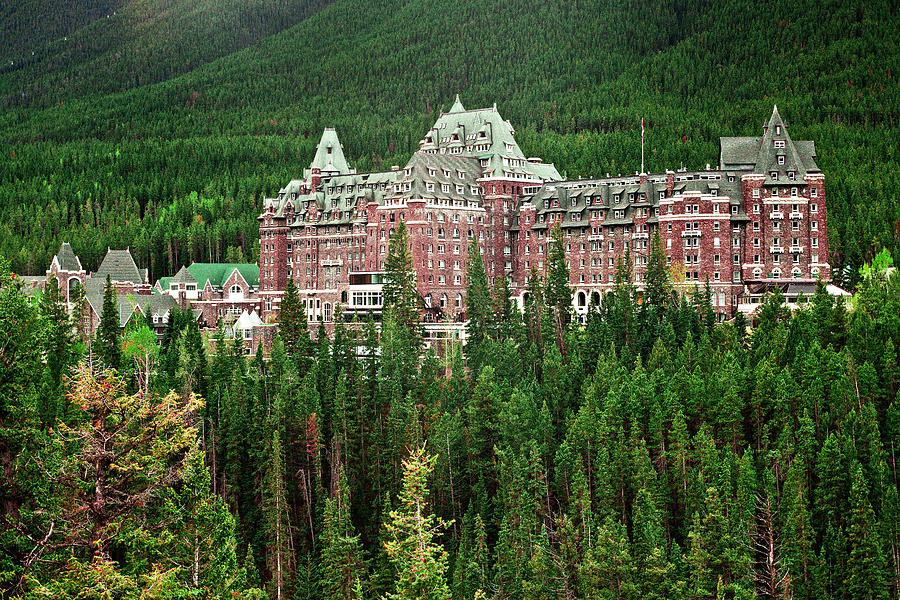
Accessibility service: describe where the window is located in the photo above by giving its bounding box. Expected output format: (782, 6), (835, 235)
(770, 171), (778, 180)
(810, 203), (818, 213)
(811, 188), (818, 198)
(753, 188), (760, 198)
(753, 204), (760, 214)
(778, 155), (785, 165)
(774, 140), (785, 148)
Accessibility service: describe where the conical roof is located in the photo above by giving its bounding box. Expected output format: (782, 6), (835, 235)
(309, 128), (351, 175)
(448, 94), (465, 113)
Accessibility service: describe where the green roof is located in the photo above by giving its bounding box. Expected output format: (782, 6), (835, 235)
(187, 263), (259, 289)
(307, 128), (352, 176)
(157, 263), (259, 291)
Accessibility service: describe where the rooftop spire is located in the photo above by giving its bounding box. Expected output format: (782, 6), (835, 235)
(449, 94), (465, 114)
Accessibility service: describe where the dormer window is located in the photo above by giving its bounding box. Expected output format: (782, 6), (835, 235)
(788, 171), (795, 181)
(777, 155), (785, 165)
(774, 140), (785, 148)
(457, 170), (465, 179)
(327, 146), (333, 154)
(428, 168), (436, 176)
(776, 125), (782, 135)
(442, 169), (450, 178)
(770, 171), (778, 180)
(426, 183), (435, 192)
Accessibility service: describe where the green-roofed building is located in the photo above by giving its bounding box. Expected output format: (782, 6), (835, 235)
(156, 262), (263, 330)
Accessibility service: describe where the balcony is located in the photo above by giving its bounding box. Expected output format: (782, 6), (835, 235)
(632, 232), (649, 239)
(770, 245), (784, 253)
(790, 245), (804, 254)
(769, 211), (784, 219)
(681, 230), (702, 237)
(321, 258), (343, 266)
(789, 211), (803, 219)
(588, 234), (604, 241)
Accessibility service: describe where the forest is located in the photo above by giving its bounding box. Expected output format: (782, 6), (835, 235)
(0, 0), (898, 286)
(1, 224), (899, 599)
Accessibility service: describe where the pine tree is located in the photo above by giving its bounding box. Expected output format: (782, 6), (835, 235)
(546, 224), (572, 357)
(383, 220), (421, 336)
(644, 229), (671, 312)
(846, 464), (889, 600)
(320, 469), (366, 600)
(465, 238), (492, 367)
(263, 430), (294, 600)
(384, 444), (452, 600)
(279, 276), (311, 363)
(95, 273), (121, 370)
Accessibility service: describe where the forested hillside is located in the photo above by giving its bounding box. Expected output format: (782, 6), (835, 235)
(1, 0), (897, 284)
(3, 231), (899, 599)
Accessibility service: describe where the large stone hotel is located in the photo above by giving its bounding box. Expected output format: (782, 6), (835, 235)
(257, 96), (830, 332)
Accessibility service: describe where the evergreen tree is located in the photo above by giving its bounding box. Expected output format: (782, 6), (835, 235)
(95, 273), (121, 370)
(263, 430), (294, 600)
(382, 220), (420, 336)
(320, 469), (366, 600)
(465, 238), (492, 366)
(546, 224), (572, 356)
(644, 229), (671, 312)
(384, 444), (452, 600)
(846, 464), (889, 600)
(279, 276), (311, 364)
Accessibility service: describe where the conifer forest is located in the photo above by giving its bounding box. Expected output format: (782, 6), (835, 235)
(1, 0), (900, 599)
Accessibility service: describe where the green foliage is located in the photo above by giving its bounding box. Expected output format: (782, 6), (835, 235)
(5, 203), (900, 598)
(382, 220), (420, 338)
(1, 0), (897, 287)
(383, 445), (451, 600)
(96, 273), (122, 369)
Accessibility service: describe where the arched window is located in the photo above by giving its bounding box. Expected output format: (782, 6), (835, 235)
(440, 294), (447, 308)
(230, 284), (243, 295)
(753, 268), (762, 279)
(772, 268), (782, 278)
(577, 291), (587, 307)
(456, 293), (463, 308)
(591, 291), (601, 306)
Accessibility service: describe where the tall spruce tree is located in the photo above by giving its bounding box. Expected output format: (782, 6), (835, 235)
(546, 224), (572, 357)
(95, 274), (121, 370)
(382, 220), (421, 336)
(279, 276), (311, 363)
(384, 444), (451, 600)
(846, 464), (889, 600)
(644, 229), (671, 312)
(465, 238), (492, 358)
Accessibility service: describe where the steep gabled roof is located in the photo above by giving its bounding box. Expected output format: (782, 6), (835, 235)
(308, 128), (352, 176)
(719, 107), (820, 177)
(753, 106), (807, 178)
(171, 265), (197, 285)
(94, 249), (144, 284)
(54, 242), (82, 272)
(448, 94), (465, 114)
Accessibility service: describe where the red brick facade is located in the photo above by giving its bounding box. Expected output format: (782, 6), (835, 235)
(259, 103), (829, 328)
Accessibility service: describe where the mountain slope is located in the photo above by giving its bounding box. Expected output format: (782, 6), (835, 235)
(0, 0), (897, 281)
